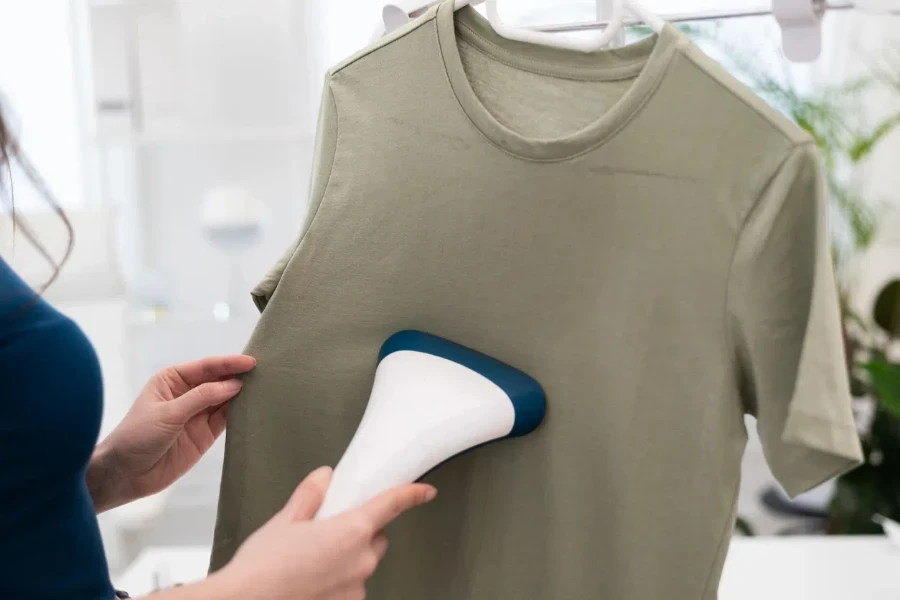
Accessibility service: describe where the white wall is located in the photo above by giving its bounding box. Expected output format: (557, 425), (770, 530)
(0, 0), (85, 212)
(80, 0), (325, 318)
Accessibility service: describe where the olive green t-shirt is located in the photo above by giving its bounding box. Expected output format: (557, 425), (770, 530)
(211, 3), (863, 598)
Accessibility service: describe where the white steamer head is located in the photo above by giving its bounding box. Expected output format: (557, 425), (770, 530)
(314, 330), (546, 519)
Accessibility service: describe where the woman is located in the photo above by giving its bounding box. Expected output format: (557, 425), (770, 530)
(0, 106), (436, 599)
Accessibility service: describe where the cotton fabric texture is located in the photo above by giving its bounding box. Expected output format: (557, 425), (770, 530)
(210, 3), (863, 598)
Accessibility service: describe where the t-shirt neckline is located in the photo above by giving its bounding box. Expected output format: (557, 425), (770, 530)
(436, 1), (682, 161)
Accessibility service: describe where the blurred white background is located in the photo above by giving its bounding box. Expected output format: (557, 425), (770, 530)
(1, 0), (899, 579)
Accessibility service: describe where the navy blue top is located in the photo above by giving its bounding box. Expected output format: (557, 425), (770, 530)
(0, 257), (114, 599)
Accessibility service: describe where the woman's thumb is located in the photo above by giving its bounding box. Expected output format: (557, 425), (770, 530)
(283, 466), (332, 521)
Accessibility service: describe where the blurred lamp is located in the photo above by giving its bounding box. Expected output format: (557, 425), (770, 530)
(199, 184), (267, 320)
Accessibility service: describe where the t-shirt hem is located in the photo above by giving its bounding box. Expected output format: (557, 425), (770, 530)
(780, 455), (862, 499)
(778, 409), (864, 498)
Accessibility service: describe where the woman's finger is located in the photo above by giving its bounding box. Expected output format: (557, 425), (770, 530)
(168, 355), (256, 387)
(208, 403), (228, 438)
(332, 584), (367, 600)
(353, 484), (437, 532)
(166, 379), (242, 424)
(283, 466), (332, 521)
(372, 532), (388, 560)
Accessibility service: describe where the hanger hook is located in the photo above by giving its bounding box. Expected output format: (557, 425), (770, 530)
(485, 0), (629, 53)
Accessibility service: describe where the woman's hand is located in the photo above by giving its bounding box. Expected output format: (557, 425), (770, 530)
(213, 466), (437, 600)
(87, 355), (256, 512)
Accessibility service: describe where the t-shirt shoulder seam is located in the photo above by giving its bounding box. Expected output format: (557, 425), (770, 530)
(289, 77), (340, 262)
(252, 78), (341, 311)
(329, 9), (438, 77)
(735, 137), (816, 229)
(721, 139), (814, 413)
(304, 78), (341, 244)
(675, 45), (812, 147)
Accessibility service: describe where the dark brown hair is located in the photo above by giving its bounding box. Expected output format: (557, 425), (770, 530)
(1, 98), (73, 291)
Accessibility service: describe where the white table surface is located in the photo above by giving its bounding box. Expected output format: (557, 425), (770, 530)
(718, 536), (900, 599)
(119, 536), (900, 599)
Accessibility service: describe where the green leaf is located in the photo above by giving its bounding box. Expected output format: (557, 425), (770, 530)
(734, 516), (756, 536)
(873, 280), (900, 338)
(827, 176), (877, 252)
(849, 112), (900, 162)
(829, 76), (876, 99)
(862, 360), (900, 419)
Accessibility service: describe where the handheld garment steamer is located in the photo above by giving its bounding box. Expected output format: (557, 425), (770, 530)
(314, 330), (546, 519)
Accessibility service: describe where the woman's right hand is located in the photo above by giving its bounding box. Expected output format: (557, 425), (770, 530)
(214, 466), (436, 600)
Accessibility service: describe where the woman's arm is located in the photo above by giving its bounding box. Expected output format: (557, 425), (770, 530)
(87, 356), (256, 513)
(86, 442), (126, 513)
(135, 571), (239, 600)
(119, 468), (435, 600)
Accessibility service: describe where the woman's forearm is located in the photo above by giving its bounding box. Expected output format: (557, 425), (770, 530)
(86, 441), (132, 514)
(137, 570), (242, 600)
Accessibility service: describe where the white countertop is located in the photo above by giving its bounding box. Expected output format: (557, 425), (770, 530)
(718, 536), (900, 599)
(119, 536), (900, 599)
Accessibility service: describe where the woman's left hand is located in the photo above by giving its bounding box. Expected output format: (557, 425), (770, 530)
(87, 355), (256, 513)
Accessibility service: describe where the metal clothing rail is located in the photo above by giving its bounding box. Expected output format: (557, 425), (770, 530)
(383, 0), (897, 60)
(533, 1), (855, 32)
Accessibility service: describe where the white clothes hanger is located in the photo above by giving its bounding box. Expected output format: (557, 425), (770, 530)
(482, 0), (663, 52)
(382, 0), (664, 53)
(381, 0), (900, 62)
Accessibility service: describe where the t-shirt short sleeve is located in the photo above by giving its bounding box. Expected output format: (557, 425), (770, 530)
(729, 142), (864, 498)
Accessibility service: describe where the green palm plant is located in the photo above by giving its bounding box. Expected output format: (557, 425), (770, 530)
(833, 280), (900, 534)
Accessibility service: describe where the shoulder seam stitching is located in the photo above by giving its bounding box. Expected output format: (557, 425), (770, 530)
(262, 77), (341, 308)
(295, 77), (341, 251)
(678, 45), (808, 144)
(721, 139), (816, 414)
(331, 12), (438, 76)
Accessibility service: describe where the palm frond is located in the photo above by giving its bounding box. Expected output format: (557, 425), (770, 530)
(848, 111), (900, 163)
